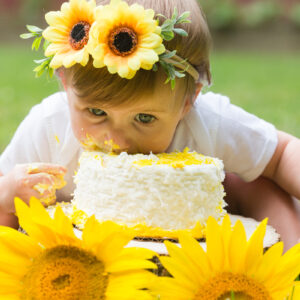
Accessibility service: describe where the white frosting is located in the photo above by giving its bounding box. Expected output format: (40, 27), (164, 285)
(73, 151), (226, 230)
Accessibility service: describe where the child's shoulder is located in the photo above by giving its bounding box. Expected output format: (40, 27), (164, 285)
(195, 91), (231, 111)
(31, 92), (68, 119)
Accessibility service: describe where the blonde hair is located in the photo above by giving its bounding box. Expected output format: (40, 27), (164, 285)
(63, 0), (212, 106)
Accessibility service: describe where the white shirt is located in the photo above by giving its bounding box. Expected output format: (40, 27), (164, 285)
(0, 91), (278, 201)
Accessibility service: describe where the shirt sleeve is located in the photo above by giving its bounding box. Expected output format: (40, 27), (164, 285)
(0, 102), (52, 175)
(195, 92), (278, 181)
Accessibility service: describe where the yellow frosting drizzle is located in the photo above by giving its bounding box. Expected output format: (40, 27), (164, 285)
(134, 148), (216, 168)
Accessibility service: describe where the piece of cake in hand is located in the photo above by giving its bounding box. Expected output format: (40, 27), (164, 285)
(71, 149), (226, 238)
(27, 164), (67, 206)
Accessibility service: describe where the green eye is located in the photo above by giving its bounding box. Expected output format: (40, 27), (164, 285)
(135, 113), (156, 124)
(88, 108), (106, 116)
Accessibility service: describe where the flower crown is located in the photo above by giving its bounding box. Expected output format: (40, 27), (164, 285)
(21, 0), (201, 89)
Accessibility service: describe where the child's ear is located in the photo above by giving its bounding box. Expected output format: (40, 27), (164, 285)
(57, 68), (68, 90)
(193, 83), (203, 103)
(181, 83), (203, 118)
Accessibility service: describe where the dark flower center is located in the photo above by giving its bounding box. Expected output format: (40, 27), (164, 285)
(69, 21), (91, 50)
(108, 27), (138, 56)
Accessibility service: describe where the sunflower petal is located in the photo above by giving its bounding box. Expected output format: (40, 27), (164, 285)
(255, 242), (284, 282)
(0, 226), (41, 259)
(52, 205), (78, 243)
(118, 247), (156, 260)
(164, 241), (204, 285)
(228, 220), (247, 273)
(178, 233), (212, 281)
(159, 256), (198, 291)
(95, 231), (135, 263)
(206, 216), (225, 271)
(106, 258), (157, 273)
(245, 218), (267, 275)
(151, 277), (194, 300)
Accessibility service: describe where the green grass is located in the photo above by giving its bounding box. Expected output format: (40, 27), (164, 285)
(0, 45), (59, 153)
(209, 51), (300, 139)
(1, 45), (300, 153)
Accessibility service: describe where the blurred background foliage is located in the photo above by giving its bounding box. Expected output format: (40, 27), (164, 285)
(200, 0), (300, 30)
(0, 0), (300, 153)
(1, 0), (300, 31)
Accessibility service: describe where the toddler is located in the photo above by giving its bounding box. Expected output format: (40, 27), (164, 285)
(0, 0), (300, 250)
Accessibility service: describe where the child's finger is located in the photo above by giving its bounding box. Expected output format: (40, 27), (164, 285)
(23, 173), (55, 188)
(27, 163), (66, 175)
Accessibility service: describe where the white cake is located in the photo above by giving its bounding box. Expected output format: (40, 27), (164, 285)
(72, 149), (226, 238)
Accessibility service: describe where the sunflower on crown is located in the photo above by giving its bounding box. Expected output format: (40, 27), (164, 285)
(21, 0), (199, 88)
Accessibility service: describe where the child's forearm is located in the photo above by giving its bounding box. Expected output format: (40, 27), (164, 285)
(265, 133), (300, 199)
(0, 210), (19, 228)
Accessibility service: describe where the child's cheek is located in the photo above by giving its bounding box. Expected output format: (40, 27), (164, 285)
(72, 124), (87, 143)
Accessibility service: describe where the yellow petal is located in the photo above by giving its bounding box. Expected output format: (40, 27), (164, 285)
(95, 231), (133, 263)
(137, 48), (159, 65)
(106, 258), (157, 273)
(178, 233), (212, 281)
(267, 255), (300, 288)
(106, 288), (153, 300)
(29, 197), (53, 226)
(107, 65), (118, 74)
(154, 43), (166, 55)
(118, 64), (130, 78)
(82, 218), (128, 248)
(62, 50), (79, 68)
(45, 11), (69, 29)
(255, 242), (284, 282)
(159, 256), (197, 291)
(45, 42), (70, 56)
(206, 216), (225, 272)
(50, 53), (65, 68)
(43, 27), (68, 43)
(0, 293), (19, 300)
(93, 58), (106, 68)
(61, 1), (71, 16)
(140, 33), (162, 49)
(164, 241), (203, 286)
(0, 226), (41, 259)
(118, 247), (156, 260)
(128, 56), (141, 71)
(109, 270), (156, 289)
(151, 277), (194, 300)
(0, 259), (30, 278)
(228, 220), (247, 273)
(53, 205), (77, 241)
(245, 218), (267, 275)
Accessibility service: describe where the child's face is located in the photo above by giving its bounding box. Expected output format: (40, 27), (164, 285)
(66, 84), (192, 154)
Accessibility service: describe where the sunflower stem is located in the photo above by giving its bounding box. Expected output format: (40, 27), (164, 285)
(230, 290), (236, 300)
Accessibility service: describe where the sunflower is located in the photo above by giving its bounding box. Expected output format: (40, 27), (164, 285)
(87, 0), (165, 79)
(0, 198), (157, 299)
(155, 215), (300, 300)
(42, 0), (96, 69)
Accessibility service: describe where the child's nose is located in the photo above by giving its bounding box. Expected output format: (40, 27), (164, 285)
(103, 130), (131, 152)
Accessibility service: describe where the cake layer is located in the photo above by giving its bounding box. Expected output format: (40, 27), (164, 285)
(72, 149), (226, 237)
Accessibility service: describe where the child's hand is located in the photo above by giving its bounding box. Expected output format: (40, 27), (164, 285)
(0, 163), (67, 214)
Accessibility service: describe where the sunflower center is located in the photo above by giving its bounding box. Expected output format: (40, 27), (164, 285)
(69, 21), (91, 50)
(21, 245), (108, 300)
(195, 272), (272, 300)
(108, 27), (138, 56)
